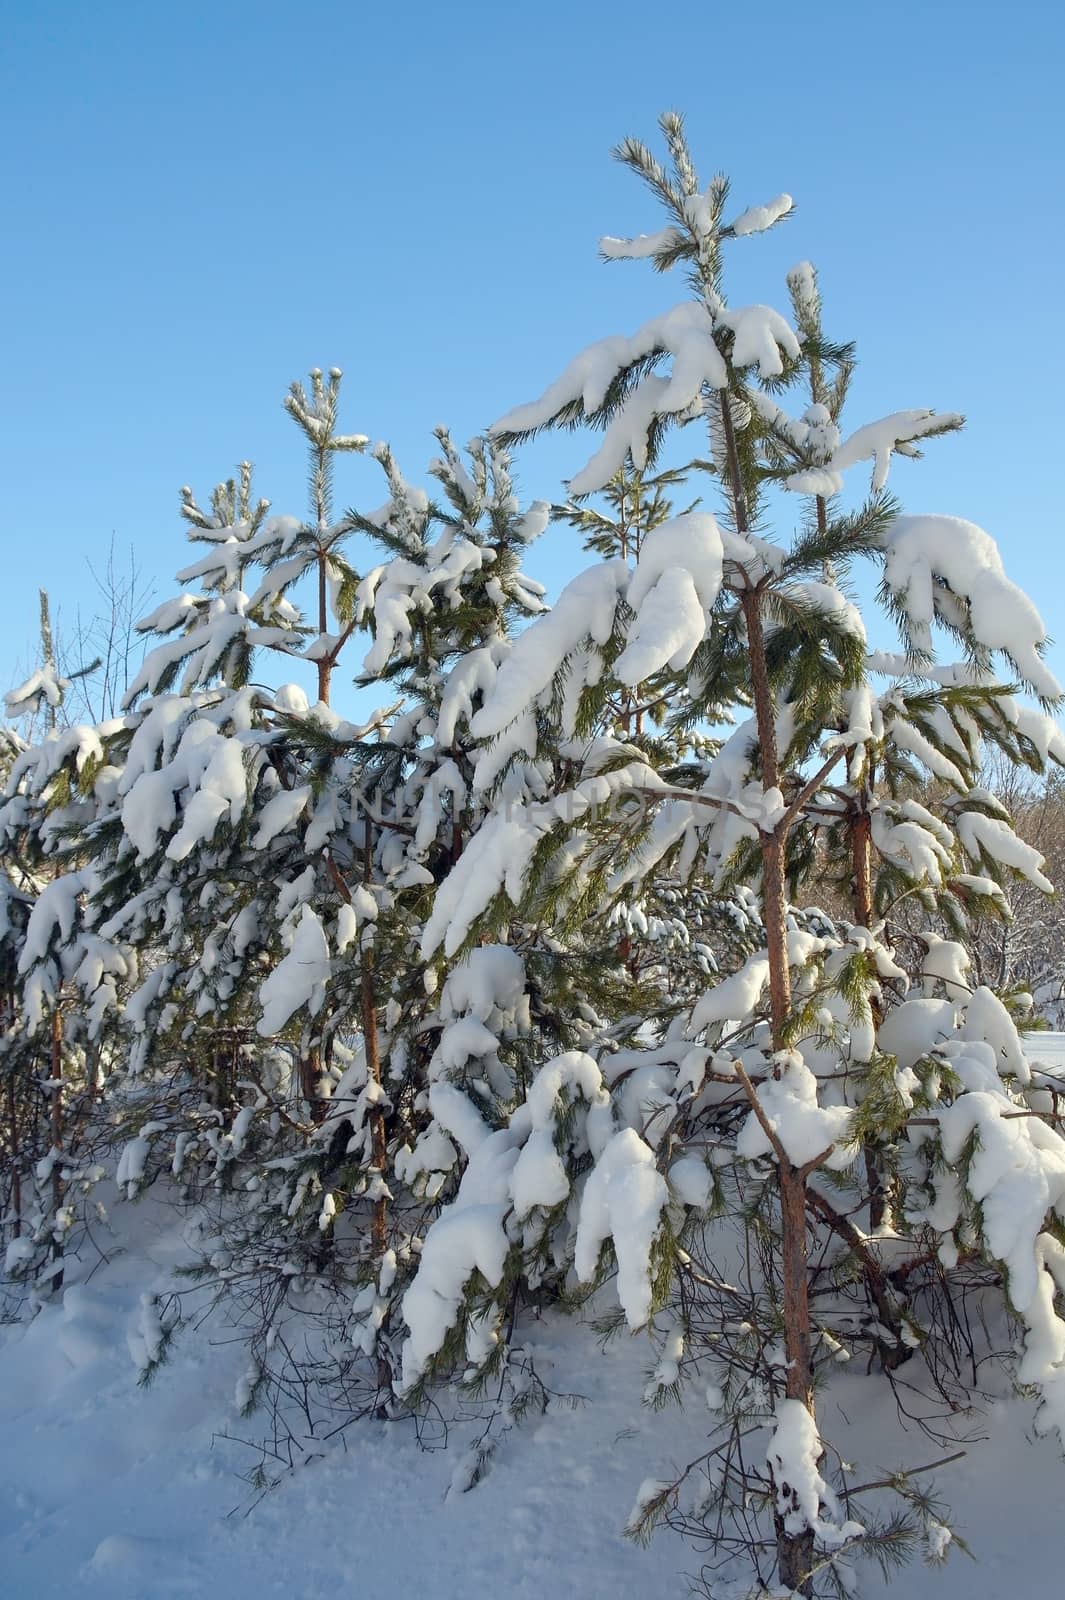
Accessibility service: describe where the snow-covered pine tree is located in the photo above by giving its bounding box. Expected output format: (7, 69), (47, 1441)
(392, 461), (771, 1411)
(752, 257), (1065, 1268)
(0, 376), (373, 1308)
(2, 390), (587, 1426)
(966, 763), (1065, 1015)
(208, 426), (560, 1406)
(2, 123), (1063, 1600)
(0, 761), (35, 1278)
(402, 113), (1065, 1596)
(552, 464), (769, 1013)
(0, 600), (131, 1295)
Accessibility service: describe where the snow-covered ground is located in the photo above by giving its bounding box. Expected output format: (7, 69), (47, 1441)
(1, 1191), (1063, 1600)
(1025, 1031), (1065, 1070)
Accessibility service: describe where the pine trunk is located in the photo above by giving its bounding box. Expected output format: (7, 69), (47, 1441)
(316, 553), (332, 706)
(50, 1006), (64, 1289)
(851, 806), (889, 1232)
(300, 1046), (326, 1124)
(316, 657), (332, 707)
(740, 577), (816, 1597)
(778, 1159), (816, 1595)
(7, 1070), (21, 1239)
(851, 807), (874, 930)
(357, 824), (387, 1264)
(361, 951), (387, 1263)
(361, 938), (394, 1414)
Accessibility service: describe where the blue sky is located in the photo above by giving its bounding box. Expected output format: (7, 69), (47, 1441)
(3, 0), (1063, 709)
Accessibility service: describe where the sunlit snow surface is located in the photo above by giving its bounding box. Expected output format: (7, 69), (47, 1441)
(2, 1186), (1064, 1598)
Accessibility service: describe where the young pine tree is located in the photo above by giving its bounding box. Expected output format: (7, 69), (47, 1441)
(404, 114), (1064, 1597)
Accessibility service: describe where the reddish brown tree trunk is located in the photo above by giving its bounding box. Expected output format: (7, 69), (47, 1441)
(360, 821), (387, 1263)
(851, 802), (893, 1230)
(362, 954), (387, 1263)
(316, 657), (332, 707)
(7, 1072), (21, 1239)
(300, 1046), (326, 1124)
(359, 830), (393, 1414)
(50, 1006), (64, 1289)
(316, 547), (332, 705)
(731, 406), (816, 1593)
(851, 808), (874, 930)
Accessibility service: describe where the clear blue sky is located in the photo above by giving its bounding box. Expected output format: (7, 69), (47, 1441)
(3, 0), (1063, 707)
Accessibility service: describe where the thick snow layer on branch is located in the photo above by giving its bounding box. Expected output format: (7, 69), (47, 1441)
(124, 594), (291, 706)
(767, 1400), (862, 1545)
(2, 723), (107, 801)
(436, 645), (501, 748)
(717, 304), (800, 377)
(678, 714), (788, 871)
(737, 1052), (856, 1170)
(668, 1157), (712, 1209)
(491, 296), (799, 493)
(780, 579), (866, 641)
(615, 512), (724, 684)
(524, 1050), (608, 1133)
(256, 906), (330, 1036)
(356, 534), (492, 676)
(492, 304), (734, 494)
(871, 809), (951, 885)
(767, 1400), (824, 1533)
(402, 1050), (608, 1383)
(574, 1128), (668, 1328)
(123, 961), (176, 1036)
(469, 706), (538, 794)
(492, 303), (727, 441)
(918, 934), (971, 997)
(512, 1051), (611, 1217)
(165, 736), (247, 862)
(729, 194), (793, 236)
(471, 561), (628, 738)
(413, 759), (467, 855)
(607, 799), (694, 893)
(426, 752), (665, 958)
(600, 226), (684, 260)
(961, 986), (1031, 1084)
(786, 465), (845, 496)
(244, 512), (303, 560)
(4, 664), (70, 718)
(831, 411), (963, 494)
(422, 755), (665, 953)
(428, 1082), (491, 1158)
(880, 514), (1061, 700)
(1007, 701), (1065, 765)
(251, 784), (312, 848)
(120, 718), (247, 860)
(615, 569), (699, 682)
(569, 375), (675, 496)
(400, 1124), (522, 1387)
(19, 871), (86, 972)
(420, 806), (544, 959)
(116, 1126), (163, 1198)
(439, 945), (527, 1026)
(423, 757), (664, 960)
(956, 809), (1054, 891)
(921, 1054), (1065, 1440)
(515, 500), (552, 544)
(688, 952), (771, 1037)
(879, 997), (957, 1069)
(400, 1198), (512, 1387)
(430, 1016), (502, 1077)
(119, 696), (191, 792)
(887, 717), (967, 789)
